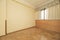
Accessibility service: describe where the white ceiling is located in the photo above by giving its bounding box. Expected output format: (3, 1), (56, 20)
(15, 0), (60, 10)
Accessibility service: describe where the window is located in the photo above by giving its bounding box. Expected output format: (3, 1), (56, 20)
(39, 9), (48, 20)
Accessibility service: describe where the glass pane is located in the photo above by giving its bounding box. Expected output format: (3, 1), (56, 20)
(45, 9), (48, 19)
(40, 10), (45, 20)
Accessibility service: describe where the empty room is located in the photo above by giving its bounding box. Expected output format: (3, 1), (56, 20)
(0, 0), (60, 40)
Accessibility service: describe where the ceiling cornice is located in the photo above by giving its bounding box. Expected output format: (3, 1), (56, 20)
(12, 0), (35, 10)
(12, 0), (60, 11)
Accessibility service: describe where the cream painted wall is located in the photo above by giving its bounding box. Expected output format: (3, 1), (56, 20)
(35, 11), (40, 20)
(7, 0), (36, 33)
(35, 4), (60, 20)
(0, 0), (6, 36)
(48, 4), (60, 19)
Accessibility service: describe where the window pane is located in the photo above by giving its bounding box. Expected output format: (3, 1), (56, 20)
(45, 9), (48, 19)
(40, 10), (45, 19)
(39, 9), (48, 20)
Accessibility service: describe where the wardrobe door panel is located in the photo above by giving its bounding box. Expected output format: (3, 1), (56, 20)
(0, 0), (6, 36)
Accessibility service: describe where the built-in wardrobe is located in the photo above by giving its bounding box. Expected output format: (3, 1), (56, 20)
(0, 0), (36, 36)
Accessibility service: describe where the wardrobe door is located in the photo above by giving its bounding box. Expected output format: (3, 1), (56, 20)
(0, 0), (6, 36)
(7, 0), (35, 33)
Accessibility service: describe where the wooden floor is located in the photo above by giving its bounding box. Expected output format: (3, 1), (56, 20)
(0, 27), (60, 40)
